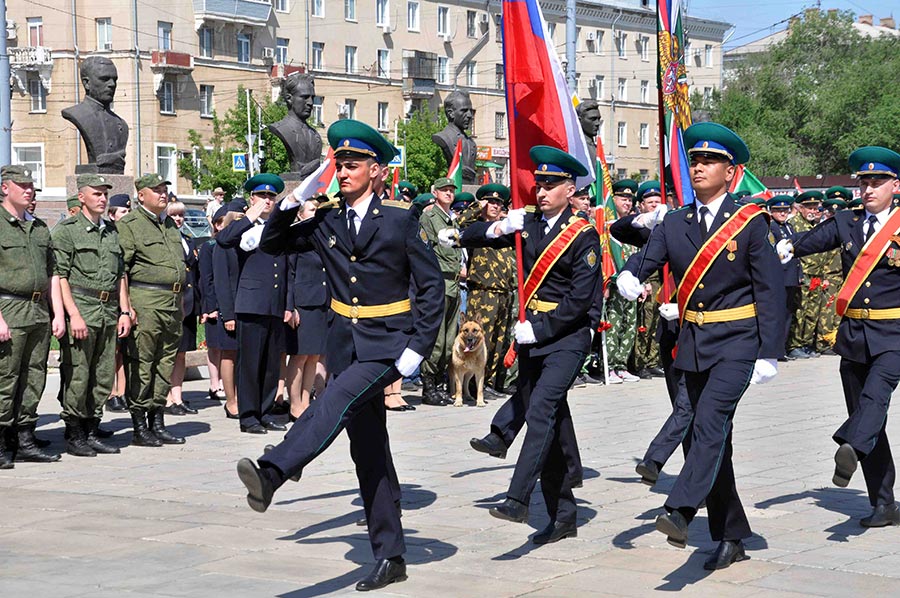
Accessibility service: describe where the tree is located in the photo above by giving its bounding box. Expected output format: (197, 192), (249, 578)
(177, 112), (247, 198)
(397, 107), (448, 192)
(703, 9), (900, 177)
(222, 85), (291, 176)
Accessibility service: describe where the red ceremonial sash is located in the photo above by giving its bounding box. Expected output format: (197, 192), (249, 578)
(677, 203), (766, 325)
(835, 207), (900, 317)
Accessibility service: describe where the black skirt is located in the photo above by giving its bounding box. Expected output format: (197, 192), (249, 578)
(285, 306), (328, 356)
(208, 317), (239, 352)
(179, 316), (197, 353)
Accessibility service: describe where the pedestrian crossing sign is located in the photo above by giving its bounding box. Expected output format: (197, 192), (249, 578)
(232, 153), (247, 172)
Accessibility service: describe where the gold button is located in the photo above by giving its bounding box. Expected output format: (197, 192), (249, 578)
(273, 263), (278, 267)
(350, 256), (357, 262)
(864, 297), (870, 304)
(865, 281), (871, 288)
(352, 297), (359, 304)
(532, 310), (539, 315)
(698, 283), (704, 290)
(350, 276), (357, 283)
(698, 302), (704, 309)
(322, 268), (326, 272)
(322, 281), (326, 286)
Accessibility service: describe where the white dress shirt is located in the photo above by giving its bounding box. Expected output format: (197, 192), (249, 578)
(695, 192), (729, 231)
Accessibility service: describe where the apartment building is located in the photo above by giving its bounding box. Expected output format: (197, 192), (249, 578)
(6, 0), (729, 206)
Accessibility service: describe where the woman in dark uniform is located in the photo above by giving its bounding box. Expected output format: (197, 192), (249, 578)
(198, 206), (228, 402)
(285, 200), (329, 420)
(213, 206), (244, 419)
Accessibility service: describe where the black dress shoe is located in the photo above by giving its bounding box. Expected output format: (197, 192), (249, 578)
(262, 421), (287, 432)
(637, 368), (654, 380)
(386, 405), (408, 412)
(164, 403), (187, 416)
(833, 443), (858, 487)
(270, 401), (290, 416)
(236, 458), (276, 513)
(403, 404), (416, 411)
(180, 402), (198, 414)
(356, 558), (407, 591)
(656, 510), (689, 548)
(469, 432), (507, 459)
(240, 424), (267, 434)
(489, 498), (529, 523)
(635, 459), (660, 486)
(483, 387), (505, 400)
(704, 540), (748, 570)
(224, 405), (239, 420)
(861, 503), (900, 527)
(648, 366), (666, 377)
(532, 520), (577, 544)
(570, 477), (583, 489)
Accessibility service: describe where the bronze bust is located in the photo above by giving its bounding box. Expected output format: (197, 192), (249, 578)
(432, 91), (477, 185)
(268, 73), (323, 178)
(576, 100), (601, 159)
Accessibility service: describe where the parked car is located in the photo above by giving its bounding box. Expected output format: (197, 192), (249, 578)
(182, 208), (212, 238)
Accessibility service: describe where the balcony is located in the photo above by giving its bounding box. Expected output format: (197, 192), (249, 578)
(9, 46), (53, 94)
(402, 50), (436, 100)
(151, 50), (194, 92)
(402, 78), (435, 100)
(193, 0), (272, 28)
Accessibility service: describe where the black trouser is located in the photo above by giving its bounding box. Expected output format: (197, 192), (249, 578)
(236, 314), (284, 428)
(836, 351), (900, 507)
(261, 360), (404, 560)
(643, 326), (693, 467)
(506, 348), (585, 525)
(666, 359), (754, 542)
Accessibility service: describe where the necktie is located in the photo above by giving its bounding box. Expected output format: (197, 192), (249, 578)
(540, 219), (548, 239)
(348, 209), (358, 246)
(865, 215), (878, 243)
(699, 206), (711, 240)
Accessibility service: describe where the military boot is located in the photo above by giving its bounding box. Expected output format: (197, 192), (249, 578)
(0, 429), (13, 469)
(15, 426), (61, 462)
(65, 420), (97, 457)
(85, 419), (120, 454)
(420, 375), (447, 406)
(148, 408), (186, 445)
(130, 411), (162, 447)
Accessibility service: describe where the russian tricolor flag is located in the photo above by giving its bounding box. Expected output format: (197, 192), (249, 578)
(501, 0), (595, 208)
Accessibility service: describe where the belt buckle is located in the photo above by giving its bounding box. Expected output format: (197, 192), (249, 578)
(861, 308), (870, 319)
(349, 305), (360, 319)
(99, 290), (110, 303)
(172, 282), (182, 293)
(694, 311), (704, 327)
(30, 291), (42, 302)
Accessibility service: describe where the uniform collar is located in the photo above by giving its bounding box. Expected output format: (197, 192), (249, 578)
(345, 192), (375, 220)
(863, 207), (892, 226)
(77, 211), (106, 230)
(541, 211), (564, 231)
(695, 192), (728, 219)
(139, 204), (166, 223)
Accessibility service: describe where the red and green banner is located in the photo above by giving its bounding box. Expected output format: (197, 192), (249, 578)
(390, 166), (400, 200)
(728, 164), (772, 200)
(447, 138), (463, 192)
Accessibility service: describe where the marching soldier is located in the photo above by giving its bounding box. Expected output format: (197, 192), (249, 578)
(53, 174), (132, 456)
(767, 195), (803, 356)
(236, 120), (444, 591)
(787, 147), (900, 527)
(617, 123), (784, 570)
(0, 165), (65, 466)
(116, 173), (187, 447)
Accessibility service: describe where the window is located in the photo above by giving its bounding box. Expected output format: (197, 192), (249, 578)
(407, 1), (419, 31)
(96, 18), (112, 51)
(617, 78), (627, 102)
(276, 38), (289, 64)
(312, 0), (324, 17)
(617, 168), (627, 180)
(345, 46), (357, 74)
(377, 49), (390, 78)
(703, 87), (712, 104)
(590, 75), (604, 100)
(436, 57), (449, 84)
(199, 27), (213, 58)
(639, 35), (649, 61)
(344, 0), (356, 21)
(311, 42), (324, 70)
(200, 85), (214, 117)
(437, 6), (449, 36)
(377, 102), (389, 131)
(159, 79), (175, 114)
(639, 169), (649, 181)
(311, 96), (323, 126)
(376, 0), (389, 26)
(467, 10), (476, 38)
(155, 145), (177, 194)
(495, 63), (504, 90)
(27, 18), (43, 47)
(639, 123), (649, 148)
(465, 62), (476, 87)
(495, 112), (507, 139)
(547, 22), (556, 40)
(237, 33), (251, 63)
(274, 0), (289, 12)
(617, 122), (627, 147)
(12, 144), (44, 191)
(28, 76), (46, 113)
(616, 33), (626, 58)
(158, 21), (172, 50)
(640, 80), (649, 103)
(344, 98), (357, 120)
(589, 30), (603, 55)
(705, 44), (713, 67)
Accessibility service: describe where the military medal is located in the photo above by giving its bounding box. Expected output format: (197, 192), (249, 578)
(328, 235), (336, 248)
(726, 240), (737, 261)
(521, 231), (529, 239)
(888, 248), (900, 267)
(845, 241), (853, 251)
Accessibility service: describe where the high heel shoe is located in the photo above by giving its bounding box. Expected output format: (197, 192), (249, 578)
(224, 405), (239, 420)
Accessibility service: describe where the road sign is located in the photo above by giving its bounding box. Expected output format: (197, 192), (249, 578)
(232, 153), (247, 172)
(389, 145), (405, 168)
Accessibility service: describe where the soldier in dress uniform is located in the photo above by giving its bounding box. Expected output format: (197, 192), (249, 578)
(617, 122), (784, 570)
(53, 173), (132, 456)
(787, 191), (826, 359)
(236, 120), (444, 591)
(454, 146), (602, 545)
(0, 165), (65, 467)
(815, 188), (852, 355)
(116, 173), (187, 447)
(767, 195), (803, 357)
(787, 147), (900, 527)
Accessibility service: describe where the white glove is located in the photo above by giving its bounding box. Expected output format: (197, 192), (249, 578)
(278, 184), (307, 211)
(776, 239), (794, 264)
(437, 227), (460, 248)
(239, 223), (264, 252)
(749, 358), (778, 385)
(394, 348), (425, 378)
(633, 204), (668, 229)
(489, 208), (526, 237)
(616, 270), (644, 301)
(514, 320), (537, 345)
(658, 303), (679, 321)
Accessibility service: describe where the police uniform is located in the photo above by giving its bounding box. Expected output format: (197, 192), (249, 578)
(767, 195), (803, 355)
(461, 146), (602, 542)
(53, 173), (125, 456)
(237, 120), (444, 590)
(216, 174), (288, 433)
(622, 123), (784, 567)
(792, 147), (900, 526)
(117, 173), (187, 446)
(0, 165), (60, 465)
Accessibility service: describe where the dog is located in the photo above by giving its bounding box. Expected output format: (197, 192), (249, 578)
(450, 314), (488, 407)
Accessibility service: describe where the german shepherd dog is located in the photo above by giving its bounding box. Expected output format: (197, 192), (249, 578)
(450, 313), (488, 407)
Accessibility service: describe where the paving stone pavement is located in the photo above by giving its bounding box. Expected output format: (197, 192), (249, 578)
(3, 355), (900, 597)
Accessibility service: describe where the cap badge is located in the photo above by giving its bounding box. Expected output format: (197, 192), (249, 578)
(702, 141), (709, 149)
(343, 140), (351, 147)
(869, 163), (875, 170)
(541, 164), (548, 172)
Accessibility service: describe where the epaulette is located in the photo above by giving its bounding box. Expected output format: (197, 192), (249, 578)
(524, 205), (538, 213)
(316, 199), (339, 211)
(670, 205), (691, 213)
(381, 199), (412, 210)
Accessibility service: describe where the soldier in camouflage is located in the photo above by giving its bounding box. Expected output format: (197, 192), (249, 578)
(786, 192), (826, 359)
(605, 180), (641, 383)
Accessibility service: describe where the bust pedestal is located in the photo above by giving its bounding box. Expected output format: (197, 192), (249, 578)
(66, 173), (135, 200)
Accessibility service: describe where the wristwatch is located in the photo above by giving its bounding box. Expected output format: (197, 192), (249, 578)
(120, 310), (133, 317)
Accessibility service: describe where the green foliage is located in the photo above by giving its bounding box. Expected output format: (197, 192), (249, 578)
(397, 107), (448, 191)
(708, 9), (900, 176)
(222, 85), (291, 175)
(176, 112), (247, 198)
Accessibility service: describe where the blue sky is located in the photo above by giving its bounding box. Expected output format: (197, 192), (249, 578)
(685, 0), (897, 49)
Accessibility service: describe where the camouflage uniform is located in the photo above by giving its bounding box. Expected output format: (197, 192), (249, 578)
(606, 239), (638, 371)
(814, 249), (842, 352)
(787, 214), (826, 352)
(631, 270), (661, 372)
